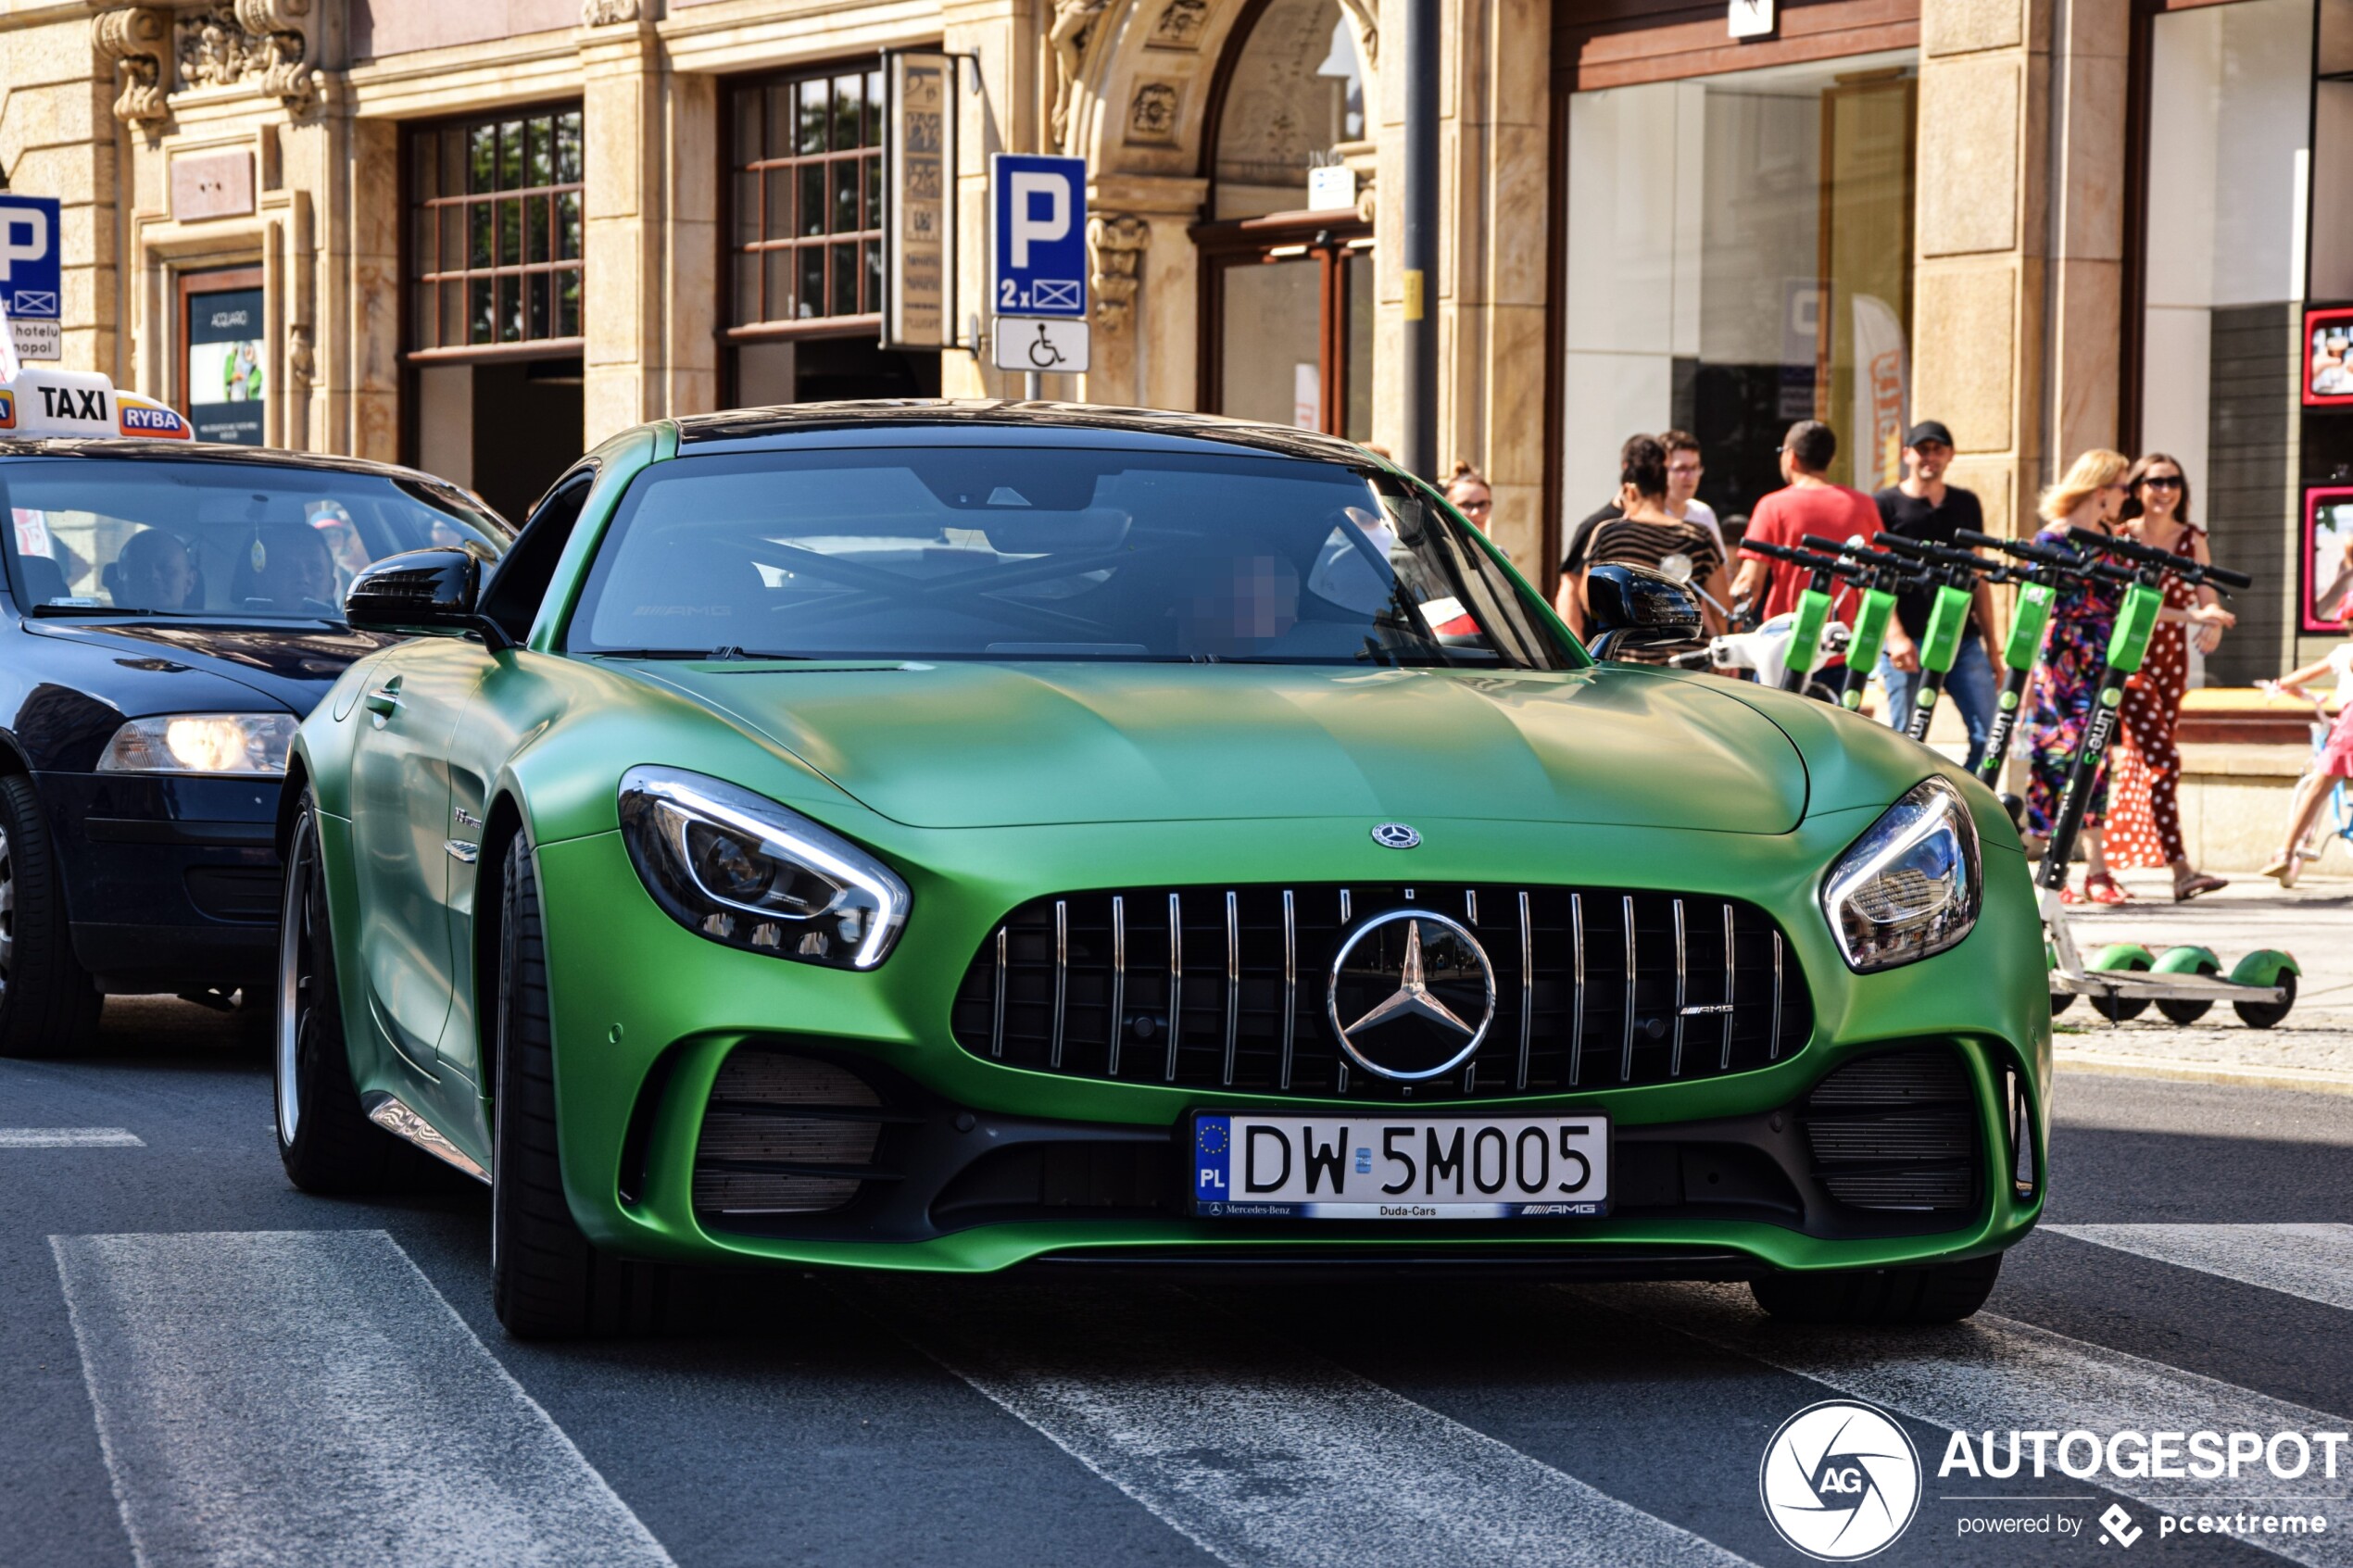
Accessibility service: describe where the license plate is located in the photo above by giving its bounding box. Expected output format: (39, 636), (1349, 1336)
(1190, 1114), (1608, 1219)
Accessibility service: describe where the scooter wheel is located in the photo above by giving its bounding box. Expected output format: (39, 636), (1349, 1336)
(2233, 969), (2296, 1030)
(2154, 950), (2218, 1025)
(2090, 951), (2152, 1022)
(2049, 990), (2076, 1017)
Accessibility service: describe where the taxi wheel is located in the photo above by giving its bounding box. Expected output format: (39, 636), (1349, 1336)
(0, 773), (102, 1058)
(1750, 1252), (2003, 1325)
(489, 834), (669, 1340)
(275, 794), (434, 1193)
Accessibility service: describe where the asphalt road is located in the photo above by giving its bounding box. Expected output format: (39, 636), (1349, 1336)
(6, 999), (2353, 1568)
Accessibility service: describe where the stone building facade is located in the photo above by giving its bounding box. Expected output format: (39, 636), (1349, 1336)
(2, 0), (2344, 679)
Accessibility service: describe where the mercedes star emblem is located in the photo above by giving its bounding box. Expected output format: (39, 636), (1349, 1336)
(1370, 822), (1421, 849)
(1326, 909), (1496, 1081)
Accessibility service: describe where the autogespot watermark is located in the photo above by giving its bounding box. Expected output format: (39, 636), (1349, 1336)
(1763, 1408), (2347, 1555)
(1760, 1400), (1923, 1561)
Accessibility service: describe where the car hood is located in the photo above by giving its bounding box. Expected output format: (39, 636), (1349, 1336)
(631, 660), (1809, 833)
(25, 620), (402, 715)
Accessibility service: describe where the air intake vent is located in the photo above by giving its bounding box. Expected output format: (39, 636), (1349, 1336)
(693, 1052), (887, 1216)
(949, 883), (1812, 1099)
(1803, 1047), (1977, 1213)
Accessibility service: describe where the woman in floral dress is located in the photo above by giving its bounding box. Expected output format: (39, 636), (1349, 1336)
(2104, 455), (2236, 898)
(2022, 450), (2133, 903)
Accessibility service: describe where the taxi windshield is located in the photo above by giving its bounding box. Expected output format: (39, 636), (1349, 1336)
(0, 458), (507, 621)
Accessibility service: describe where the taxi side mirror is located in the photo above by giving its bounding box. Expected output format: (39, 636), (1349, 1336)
(1583, 562), (1702, 660)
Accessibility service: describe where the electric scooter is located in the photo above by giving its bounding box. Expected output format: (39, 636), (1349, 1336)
(1797, 533), (1931, 712)
(1736, 537), (1866, 696)
(1951, 528), (2074, 789)
(2031, 528), (2298, 1027)
(1866, 531), (1997, 744)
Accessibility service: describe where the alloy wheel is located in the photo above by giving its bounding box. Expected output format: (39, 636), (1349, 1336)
(0, 822), (14, 1007)
(274, 821), (313, 1147)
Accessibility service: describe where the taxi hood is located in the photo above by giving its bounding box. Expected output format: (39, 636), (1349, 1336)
(630, 660), (1809, 834)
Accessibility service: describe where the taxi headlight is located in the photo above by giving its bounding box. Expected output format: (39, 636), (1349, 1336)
(96, 713), (297, 776)
(1821, 777), (1982, 972)
(618, 765), (909, 970)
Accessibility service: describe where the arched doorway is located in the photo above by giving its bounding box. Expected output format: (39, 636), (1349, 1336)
(1194, 0), (1374, 440)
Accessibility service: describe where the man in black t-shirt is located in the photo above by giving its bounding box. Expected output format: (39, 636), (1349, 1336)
(1872, 420), (2000, 770)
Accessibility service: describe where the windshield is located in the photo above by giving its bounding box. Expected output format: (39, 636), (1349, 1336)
(566, 445), (1573, 669)
(0, 458), (508, 621)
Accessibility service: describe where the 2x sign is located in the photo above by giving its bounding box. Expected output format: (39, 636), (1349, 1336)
(0, 194), (64, 363)
(989, 155), (1087, 319)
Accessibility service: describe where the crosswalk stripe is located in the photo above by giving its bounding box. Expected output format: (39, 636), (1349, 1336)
(0, 1128), (143, 1148)
(1581, 1283), (2353, 1566)
(51, 1229), (674, 1568)
(2045, 1224), (2353, 1315)
(901, 1285), (1754, 1568)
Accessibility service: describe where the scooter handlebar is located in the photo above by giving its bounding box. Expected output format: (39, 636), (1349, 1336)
(1871, 530), (2001, 575)
(2065, 525), (2254, 590)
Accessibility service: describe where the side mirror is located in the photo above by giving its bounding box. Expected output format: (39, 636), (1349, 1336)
(1582, 562), (1702, 660)
(344, 547), (485, 636)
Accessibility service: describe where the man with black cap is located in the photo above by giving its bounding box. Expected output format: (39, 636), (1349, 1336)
(1875, 420), (2001, 770)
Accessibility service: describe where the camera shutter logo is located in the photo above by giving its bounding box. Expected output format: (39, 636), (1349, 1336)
(1758, 1399), (1921, 1561)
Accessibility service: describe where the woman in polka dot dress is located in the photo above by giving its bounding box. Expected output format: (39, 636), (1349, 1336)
(2105, 455), (2237, 899)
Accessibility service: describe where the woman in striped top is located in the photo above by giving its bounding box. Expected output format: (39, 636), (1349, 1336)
(1568, 434), (1730, 662)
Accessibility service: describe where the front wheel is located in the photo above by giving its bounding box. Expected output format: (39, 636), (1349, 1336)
(0, 773), (102, 1057)
(489, 833), (668, 1339)
(1751, 1252), (2003, 1325)
(276, 793), (436, 1193)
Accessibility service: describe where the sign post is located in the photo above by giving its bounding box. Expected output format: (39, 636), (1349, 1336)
(0, 194), (64, 363)
(881, 52), (958, 352)
(988, 153), (1089, 394)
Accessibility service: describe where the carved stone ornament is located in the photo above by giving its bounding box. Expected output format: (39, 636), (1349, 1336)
(92, 6), (171, 127)
(1148, 0), (1209, 49)
(1049, 0), (1111, 150)
(1087, 214), (1151, 332)
(172, 0), (318, 111)
(288, 322), (315, 392)
(233, 0), (320, 109)
(1126, 82), (1180, 144)
(581, 0), (640, 22)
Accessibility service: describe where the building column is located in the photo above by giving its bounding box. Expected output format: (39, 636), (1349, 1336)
(1913, 0), (2127, 536)
(4, 15), (124, 377)
(944, 0), (1040, 399)
(579, 16), (663, 444)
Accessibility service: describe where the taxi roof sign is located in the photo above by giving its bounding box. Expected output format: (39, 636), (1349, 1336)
(0, 365), (191, 442)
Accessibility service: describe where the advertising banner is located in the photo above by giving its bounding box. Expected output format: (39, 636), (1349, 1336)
(883, 52), (957, 351)
(185, 284), (266, 445)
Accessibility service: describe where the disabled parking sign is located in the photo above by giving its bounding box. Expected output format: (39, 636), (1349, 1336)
(0, 194), (63, 362)
(990, 155), (1088, 319)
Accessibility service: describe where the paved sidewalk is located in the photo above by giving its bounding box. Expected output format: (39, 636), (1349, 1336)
(2045, 868), (2353, 1092)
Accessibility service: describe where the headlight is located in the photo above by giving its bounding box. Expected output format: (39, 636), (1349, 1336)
(96, 713), (297, 776)
(617, 765), (909, 970)
(1820, 777), (1982, 972)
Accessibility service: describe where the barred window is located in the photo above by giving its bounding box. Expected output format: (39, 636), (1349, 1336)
(410, 108), (585, 350)
(730, 66), (886, 327)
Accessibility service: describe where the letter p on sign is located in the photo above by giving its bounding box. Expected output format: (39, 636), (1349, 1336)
(1009, 172), (1068, 268)
(0, 207), (47, 282)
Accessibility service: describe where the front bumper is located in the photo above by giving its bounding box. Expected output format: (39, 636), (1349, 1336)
(37, 771), (282, 991)
(519, 809), (2050, 1278)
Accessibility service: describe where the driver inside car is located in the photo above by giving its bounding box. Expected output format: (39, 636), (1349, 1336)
(110, 526), (201, 611)
(233, 524), (339, 614)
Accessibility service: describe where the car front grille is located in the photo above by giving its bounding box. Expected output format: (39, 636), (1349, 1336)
(1802, 1047), (1979, 1213)
(691, 1050), (897, 1216)
(948, 884), (1812, 1098)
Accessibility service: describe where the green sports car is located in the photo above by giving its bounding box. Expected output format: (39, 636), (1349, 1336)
(276, 403), (2048, 1338)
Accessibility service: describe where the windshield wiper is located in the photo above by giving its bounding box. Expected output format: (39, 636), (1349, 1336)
(31, 603), (164, 617)
(587, 647), (723, 660)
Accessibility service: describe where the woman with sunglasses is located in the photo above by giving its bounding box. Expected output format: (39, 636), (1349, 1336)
(1445, 460), (1497, 539)
(2104, 455), (2237, 899)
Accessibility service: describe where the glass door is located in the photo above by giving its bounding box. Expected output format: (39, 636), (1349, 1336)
(1204, 227), (1373, 441)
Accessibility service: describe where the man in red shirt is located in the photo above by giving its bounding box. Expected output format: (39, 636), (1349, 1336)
(1731, 420), (1880, 633)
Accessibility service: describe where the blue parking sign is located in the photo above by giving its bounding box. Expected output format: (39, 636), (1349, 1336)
(990, 155), (1087, 319)
(0, 195), (62, 320)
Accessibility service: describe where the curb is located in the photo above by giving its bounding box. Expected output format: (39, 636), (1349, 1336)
(2055, 1047), (2353, 1097)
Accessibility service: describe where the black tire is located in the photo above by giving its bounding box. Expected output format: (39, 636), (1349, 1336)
(275, 794), (438, 1193)
(490, 834), (669, 1339)
(0, 772), (103, 1058)
(2048, 990), (2075, 1017)
(2090, 956), (2153, 1022)
(2156, 960), (2219, 1026)
(1751, 1251), (2003, 1325)
(2233, 969), (2296, 1030)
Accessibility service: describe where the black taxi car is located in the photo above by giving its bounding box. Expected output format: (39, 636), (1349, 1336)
(0, 366), (507, 1054)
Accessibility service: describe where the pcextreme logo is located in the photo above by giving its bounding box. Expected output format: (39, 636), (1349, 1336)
(1759, 1399), (1923, 1561)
